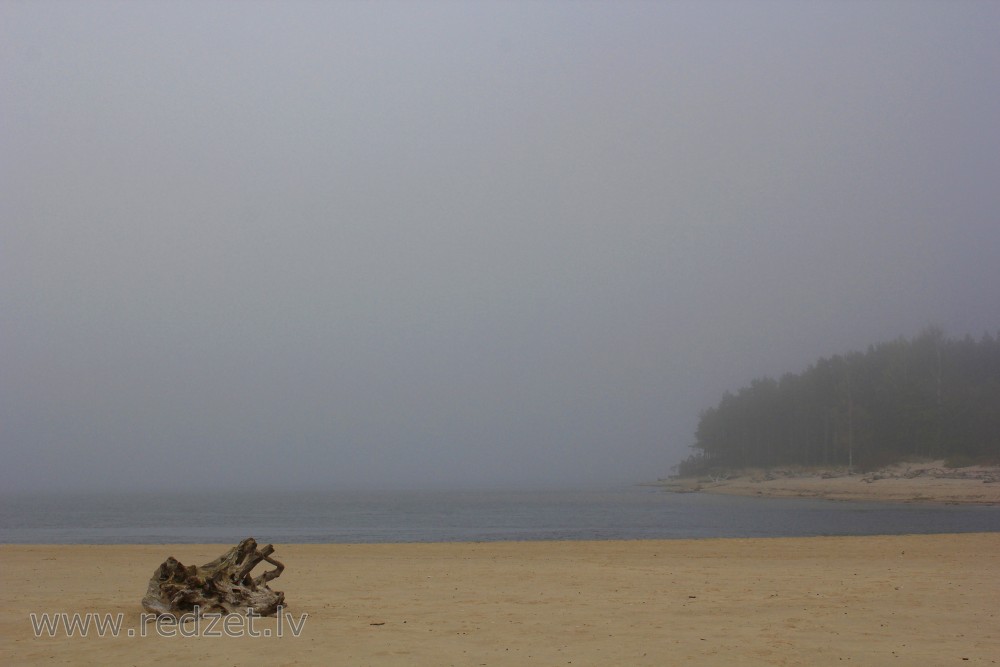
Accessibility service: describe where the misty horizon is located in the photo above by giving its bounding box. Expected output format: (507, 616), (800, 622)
(3, 1), (999, 493)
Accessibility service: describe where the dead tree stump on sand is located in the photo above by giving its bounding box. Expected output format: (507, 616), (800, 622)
(141, 537), (285, 618)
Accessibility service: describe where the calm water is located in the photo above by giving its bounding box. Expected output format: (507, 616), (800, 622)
(1, 487), (998, 544)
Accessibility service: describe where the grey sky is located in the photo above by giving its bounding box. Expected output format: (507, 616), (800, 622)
(2, 1), (999, 492)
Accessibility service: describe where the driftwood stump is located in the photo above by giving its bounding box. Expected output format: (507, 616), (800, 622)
(141, 538), (285, 618)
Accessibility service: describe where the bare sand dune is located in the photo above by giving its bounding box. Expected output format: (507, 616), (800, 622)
(664, 461), (1000, 505)
(3, 533), (999, 666)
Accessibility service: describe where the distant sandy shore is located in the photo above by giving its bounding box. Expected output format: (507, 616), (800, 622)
(661, 460), (1000, 505)
(3, 534), (999, 666)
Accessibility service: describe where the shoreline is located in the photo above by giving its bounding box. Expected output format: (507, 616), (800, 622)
(4, 534), (999, 665)
(659, 460), (1000, 505)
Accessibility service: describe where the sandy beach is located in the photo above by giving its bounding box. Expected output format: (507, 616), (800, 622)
(662, 461), (1000, 505)
(3, 533), (998, 666)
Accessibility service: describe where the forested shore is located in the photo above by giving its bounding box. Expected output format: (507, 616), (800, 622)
(677, 329), (1000, 476)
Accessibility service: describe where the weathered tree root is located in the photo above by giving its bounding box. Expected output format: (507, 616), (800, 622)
(142, 537), (286, 618)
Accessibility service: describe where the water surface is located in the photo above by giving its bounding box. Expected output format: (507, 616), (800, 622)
(1, 487), (997, 544)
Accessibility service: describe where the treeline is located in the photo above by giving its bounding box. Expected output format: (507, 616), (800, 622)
(678, 328), (1000, 475)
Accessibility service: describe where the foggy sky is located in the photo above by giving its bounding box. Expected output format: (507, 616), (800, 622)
(2, 1), (999, 493)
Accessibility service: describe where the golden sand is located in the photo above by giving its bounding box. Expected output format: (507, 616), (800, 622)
(3, 533), (998, 666)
